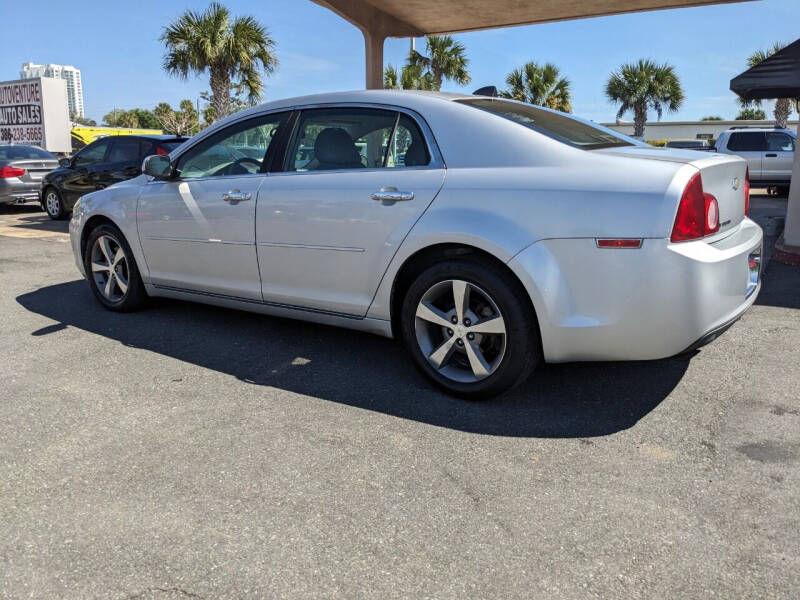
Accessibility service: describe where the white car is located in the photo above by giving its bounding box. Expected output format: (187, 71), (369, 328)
(69, 90), (762, 398)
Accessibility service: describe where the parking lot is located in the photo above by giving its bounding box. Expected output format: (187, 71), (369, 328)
(1, 197), (799, 598)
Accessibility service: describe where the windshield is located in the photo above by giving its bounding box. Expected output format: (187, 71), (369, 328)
(0, 145), (56, 160)
(456, 98), (636, 150)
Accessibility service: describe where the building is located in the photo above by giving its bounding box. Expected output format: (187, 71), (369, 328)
(20, 62), (84, 119)
(602, 119), (800, 142)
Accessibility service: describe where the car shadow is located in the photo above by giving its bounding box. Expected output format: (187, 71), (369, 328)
(0, 204), (68, 234)
(17, 280), (690, 438)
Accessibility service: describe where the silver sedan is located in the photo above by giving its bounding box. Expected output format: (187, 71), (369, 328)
(0, 145), (59, 206)
(69, 91), (762, 398)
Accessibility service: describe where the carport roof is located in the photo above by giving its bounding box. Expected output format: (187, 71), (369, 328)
(312, 0), (748, 37)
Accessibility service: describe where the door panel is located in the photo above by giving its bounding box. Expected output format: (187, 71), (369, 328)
(726, 132), (765, 180)
(136, 111), (289, 300)
(257, 106), (444, 316)
(257, 169), (444, 315)
(137, 176), (264, 299)
(763, 132), (795, 182)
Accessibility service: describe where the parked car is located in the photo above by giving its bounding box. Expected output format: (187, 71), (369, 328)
(41, 134), (188, 219)
(69, 91), (762, 398)
(665, 139), (711, 150)
(0, 145), (59, 206)
(715, 127), (796, 194)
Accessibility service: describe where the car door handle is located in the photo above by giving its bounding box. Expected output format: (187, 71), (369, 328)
(765, 153), (778, 157)
(371, 187), (414, 202)
(222, 190), (252, 204)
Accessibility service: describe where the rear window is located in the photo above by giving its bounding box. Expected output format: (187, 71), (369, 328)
(727, 132), (765, 151)
(455, 98), (635, 150)
(0, 146), (55, 160)
(159, 140), (186, 153)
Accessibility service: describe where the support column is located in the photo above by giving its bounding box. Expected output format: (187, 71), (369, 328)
(363, 30), (385, 89)
(783, 118), (800, 247)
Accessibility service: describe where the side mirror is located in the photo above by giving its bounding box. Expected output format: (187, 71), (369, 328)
(58, 157), (71, 168)
(142, 154), (173, 179)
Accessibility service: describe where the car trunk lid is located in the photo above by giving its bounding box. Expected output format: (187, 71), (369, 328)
(11, 159), (59, 183)
(595, 146), (747, 236)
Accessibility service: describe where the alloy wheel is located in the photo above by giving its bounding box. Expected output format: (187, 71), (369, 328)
(90, 235), (129, 302)
(45, 191), (60, 217)
(414, 279), (507, 383)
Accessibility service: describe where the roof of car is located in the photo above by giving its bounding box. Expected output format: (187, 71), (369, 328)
(134, 134), (189, 141)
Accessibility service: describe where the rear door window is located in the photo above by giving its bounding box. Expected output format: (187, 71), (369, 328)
(727, 132), (766, 151)
(107, 137), (141, 163)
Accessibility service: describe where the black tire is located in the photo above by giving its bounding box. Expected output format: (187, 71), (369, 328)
(400, 258), (541, 399)
(43, 186), (68, 220)
(777, 186), (790, 198)
(83, 223), (147, 312)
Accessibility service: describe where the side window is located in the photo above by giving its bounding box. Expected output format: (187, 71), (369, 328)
(285, 107), (397, 172)
(766, 133), (795, 152)
(107, 137), (141, 163)
(386, 114), (430, 168)
(727, 132), (765, 151)
(176, 112), (288, 179)
(73, 139), (110, 167)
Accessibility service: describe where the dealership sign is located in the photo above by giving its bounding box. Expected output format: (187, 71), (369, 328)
(0, 80), (44, 146)
(0, 77), (70, 153)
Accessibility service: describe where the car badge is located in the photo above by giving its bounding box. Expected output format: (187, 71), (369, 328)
(731, 177), (740, 191)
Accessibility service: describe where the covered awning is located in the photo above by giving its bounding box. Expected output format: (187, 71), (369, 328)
(312, 0), (749, 88)
(730, 38), (800, 100)
(731, 37), (800, 249)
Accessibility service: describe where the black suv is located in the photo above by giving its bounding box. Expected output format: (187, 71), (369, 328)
(41, 134), (187, 219)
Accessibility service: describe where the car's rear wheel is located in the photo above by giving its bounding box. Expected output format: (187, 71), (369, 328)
(777, 185), (790, 197)
(43, 187), (68, 220)
(83, 224), (146, 311)
(400, 259), (541, 399)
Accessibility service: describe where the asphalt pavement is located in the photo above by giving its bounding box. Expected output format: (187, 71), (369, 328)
(1, 196), (798, 599)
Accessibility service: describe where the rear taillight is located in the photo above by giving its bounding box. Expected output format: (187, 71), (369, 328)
(670, 172), (719, 242)
(156, 146), (168, 156)
(0, 166), (26, 178)
(744, 167), (750, 216)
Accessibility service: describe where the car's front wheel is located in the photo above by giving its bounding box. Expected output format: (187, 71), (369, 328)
(400, 259), (541, 399)
(43, 187), (68, 220)
(83, 224), (146, 311)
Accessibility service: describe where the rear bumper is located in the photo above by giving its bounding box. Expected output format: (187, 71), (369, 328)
(510, 218), (763, 362)
(0, 180), (41, 204)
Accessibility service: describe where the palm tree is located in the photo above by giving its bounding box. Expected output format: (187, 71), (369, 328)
(407, 35), (470, 91)
(161, 2), (277, 120)
(500, 62), (572, 112)
(605, 59), (684, 138)
(384, 63), (433, 90)
(737, 43), (792, 128)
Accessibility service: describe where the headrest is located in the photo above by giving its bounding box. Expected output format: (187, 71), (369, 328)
(403, 140), (429, 167)
(314, 128), (361, 166)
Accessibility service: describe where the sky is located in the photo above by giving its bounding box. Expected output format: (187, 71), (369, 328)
(1, 0), (798, 124)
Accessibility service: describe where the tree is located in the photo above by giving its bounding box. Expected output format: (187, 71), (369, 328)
(199, 82), (253, 125)
(736, 107), (767, 120)
(701, 115), (723, 121)
(500, 62), (572, 112)
(605, 59), (684, 138)
(383, 63), (433, 91)
(161, 1), (278, 121)
(406, 35), (470, 91)
(71, 111), (96, 126)
(154, 100), (199, 135)
(129, 108), (161, 130)
(737, 42), (793, 128)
